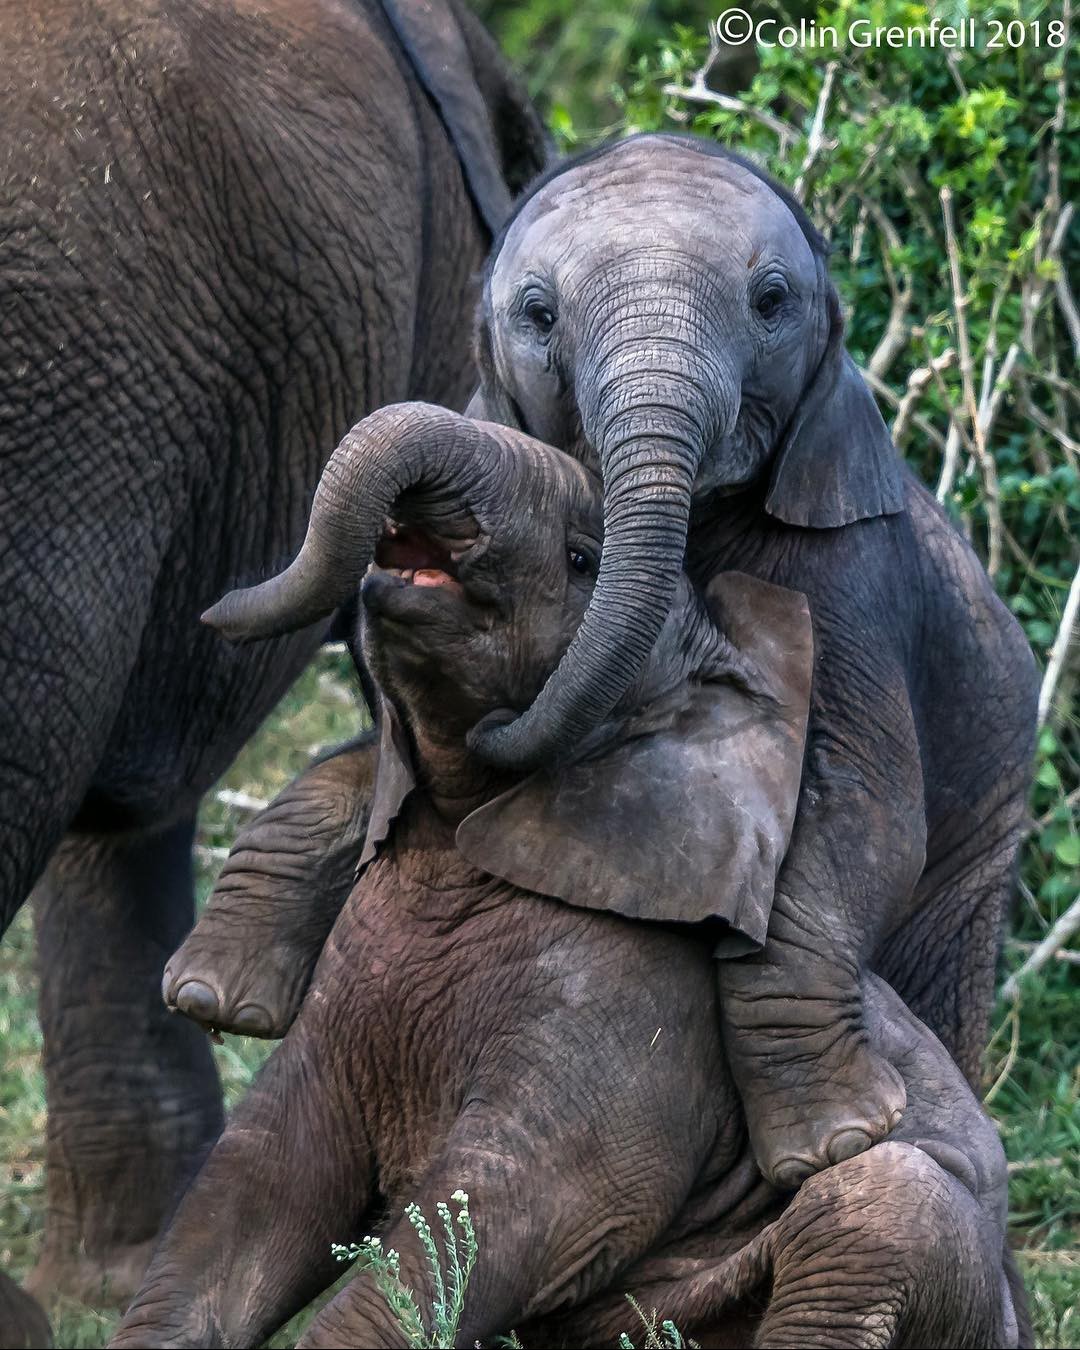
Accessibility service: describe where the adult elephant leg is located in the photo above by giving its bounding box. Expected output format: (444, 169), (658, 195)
(27, 818), (222, 1306)
(111, 1019), (371, 1350)
(163, 732), (378, 1039)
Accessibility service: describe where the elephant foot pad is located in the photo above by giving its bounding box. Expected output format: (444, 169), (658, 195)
(750, 1041), (907, 1190)
(162, 933), (302, 1040)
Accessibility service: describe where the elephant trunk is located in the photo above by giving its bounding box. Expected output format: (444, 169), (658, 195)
(202, 403), (495, 643)
(471, 358), (729, 771)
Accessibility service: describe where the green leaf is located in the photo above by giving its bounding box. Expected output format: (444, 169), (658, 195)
(1054, 836), (1080, 869)
(1036, 760), (1062, 789)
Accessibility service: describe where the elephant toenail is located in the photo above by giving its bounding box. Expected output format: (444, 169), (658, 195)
(888, 1107), (904, 1130)
(175, 979), (221, 1026)
(772, 1157), (816, 1190)
(827, 1128), (873, 1165)
(161, 966), (175, 1006)
(231, 1003), (274, 1037)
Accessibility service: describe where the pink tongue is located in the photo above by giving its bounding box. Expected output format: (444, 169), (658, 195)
(413, 569), (453, 588)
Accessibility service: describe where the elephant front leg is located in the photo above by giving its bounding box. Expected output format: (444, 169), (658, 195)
(717, 787), (923, 1190)
(28, 818), (222, 1307)
(162, 732), (377, 1039)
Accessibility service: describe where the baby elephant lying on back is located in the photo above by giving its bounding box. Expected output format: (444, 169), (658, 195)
(118, 406), (1017, 1348)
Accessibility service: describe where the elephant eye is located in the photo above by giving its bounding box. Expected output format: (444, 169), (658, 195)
(755, 285), (787, 321)
(567, 547), (595, 577)
(524, 299), (556, 335)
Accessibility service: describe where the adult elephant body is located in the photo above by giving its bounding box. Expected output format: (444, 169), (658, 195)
(0, 0), (543, 1301)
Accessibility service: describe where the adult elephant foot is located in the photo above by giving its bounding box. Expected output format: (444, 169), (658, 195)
(162, 734), (376, 1039)
(26, 818), (222, 1307)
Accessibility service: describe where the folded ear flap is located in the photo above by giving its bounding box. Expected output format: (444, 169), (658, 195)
(765, 287), (906, 529)
(464, 313), (524, 428)
(456, 573), (813, 955)
(357, 695), (416, 871)
(377, 0), (519, 237)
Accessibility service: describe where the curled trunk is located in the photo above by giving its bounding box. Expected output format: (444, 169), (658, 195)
(202, 404), (497, 642)
(470, 372), (721, 772)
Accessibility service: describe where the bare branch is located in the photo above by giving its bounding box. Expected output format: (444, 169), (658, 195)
(1002, 889), (1080, 1002)
(941, 185), (1003, 576)
(1056, 267), (1080, 363)
(1038, 554), (1080, 729)
(794, 61), (838, 203)
(860, 366), (946, 452)
(662, 24), (799, 150)
(892, 348), (955, 447)
(864, 199), (914, 381)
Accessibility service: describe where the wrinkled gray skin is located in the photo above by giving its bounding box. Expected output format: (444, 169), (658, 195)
(115, 411), (1016, 1350)
(1, 0), (545, 1303)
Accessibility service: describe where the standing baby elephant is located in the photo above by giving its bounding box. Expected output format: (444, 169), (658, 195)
(1, 0), (545, 1304)
(117, 406), (1017, 1349)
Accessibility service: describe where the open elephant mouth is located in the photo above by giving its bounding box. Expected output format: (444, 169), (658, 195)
(364, 518), (494, 625)
(374, 522), (466, 594)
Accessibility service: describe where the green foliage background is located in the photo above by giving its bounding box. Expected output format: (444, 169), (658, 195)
(2, 0), (1077, 1344)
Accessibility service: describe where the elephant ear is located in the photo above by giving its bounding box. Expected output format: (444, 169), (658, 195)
(357, 695), (416, 872)
(765, 288), (906, 529)
(455, 573), (814, 956)
(463, 314), (524, 427)
(376, 0), (549, 238)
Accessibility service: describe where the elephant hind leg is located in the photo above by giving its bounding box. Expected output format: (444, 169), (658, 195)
(650, 1144), (1015, 1349)
(878, 808), (1027, 1089)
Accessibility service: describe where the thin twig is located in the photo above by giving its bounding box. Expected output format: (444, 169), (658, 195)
(864, 200), (914, 380)
(892, 349), (956, 447)
(662, 79), (798, 146)
(941, 185), (1003, 575)
(1008, 939), (1080, 968)
(861, 366), (946, 452)
(1002, 894), (1080, 1002)
(1056, 269), (1080, 362)
(1036, 785), (1080, 832)
(195, 844), (230, 867)
(983, 1002), (1021, 1103)
(662, 22), (799, 149)
(215, 788), (270, 814)
(794, 62), (838, 203)
(1038, 555), (1080, 728)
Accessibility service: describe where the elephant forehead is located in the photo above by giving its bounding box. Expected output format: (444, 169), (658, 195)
(498, 140), (814, 285)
